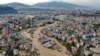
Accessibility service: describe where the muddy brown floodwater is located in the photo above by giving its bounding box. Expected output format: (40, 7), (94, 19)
(21, 22), (71, 56)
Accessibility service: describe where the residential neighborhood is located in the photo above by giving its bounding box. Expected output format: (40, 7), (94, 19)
(0, 0), (100, 56)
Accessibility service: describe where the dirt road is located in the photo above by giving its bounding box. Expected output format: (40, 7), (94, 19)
(21, 22), (69, 56)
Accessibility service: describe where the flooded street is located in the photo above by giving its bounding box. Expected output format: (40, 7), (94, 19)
(21, 22), (68, 56)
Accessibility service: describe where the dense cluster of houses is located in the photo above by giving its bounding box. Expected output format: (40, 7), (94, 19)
(0, 14), (54, 34)
(0, 9), (100, 56)
(0, 14), (54, 56)
(0, 32), (40, 56)
(41, 15), (100, 56)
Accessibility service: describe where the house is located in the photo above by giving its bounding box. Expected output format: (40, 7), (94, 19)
(71, 46), (78, 54)
(38, 37), (55, 48)
(82, 33), (90, 40)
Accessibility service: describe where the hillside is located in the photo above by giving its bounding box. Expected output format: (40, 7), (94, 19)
(3, 2), (30, 9)
(32, 1), (86, 9)
(0, 2), (87, 11)
(0, 6), (18, 14)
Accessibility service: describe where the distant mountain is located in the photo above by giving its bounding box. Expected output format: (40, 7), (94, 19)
(0, 6), (18, 14)
(32, 1), (86, 9)
(2, 2), (30, 9)
(18, 7), (51, 11)
(0, 2), (88, 11)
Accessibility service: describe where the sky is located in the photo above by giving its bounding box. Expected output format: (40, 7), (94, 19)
(0, 0), (99, 6)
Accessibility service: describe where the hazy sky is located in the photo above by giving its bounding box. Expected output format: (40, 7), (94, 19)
(0, 0), (99, 6)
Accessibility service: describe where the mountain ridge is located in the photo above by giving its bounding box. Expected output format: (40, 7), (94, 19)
(0, 1), (88, 10)
(32, 1), (87, 9)
(1, 2), (30, 9)
(0, 6), (18, 14)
